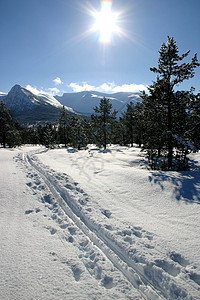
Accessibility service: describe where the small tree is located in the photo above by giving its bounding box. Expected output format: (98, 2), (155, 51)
(92, 97), (117, 149)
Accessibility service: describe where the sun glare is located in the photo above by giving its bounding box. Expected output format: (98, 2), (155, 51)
(92, 0), (120, 43)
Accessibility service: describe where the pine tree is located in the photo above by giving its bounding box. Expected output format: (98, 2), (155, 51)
(143, 37), (199, 169)
(58, 106), (70, 147)
(92, 97), (117, 149)
(123, 101), (135, 147)
(0, 101), (13, 148)
(188, 91), (200, 150)
(70, 116), (88, 150)
(43, 123), (56, 148)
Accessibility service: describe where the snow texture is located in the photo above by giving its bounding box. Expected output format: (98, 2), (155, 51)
(0, 145), (200, 299)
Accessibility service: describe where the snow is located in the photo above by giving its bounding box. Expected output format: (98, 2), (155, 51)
(0, 92), (7, 96)
(91, 94), (120, 102)
(1, 145), (200, 299)
(37, 93), (63, 108)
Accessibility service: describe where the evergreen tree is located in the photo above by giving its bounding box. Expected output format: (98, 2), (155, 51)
(117, 117), (128, 146)
(188, 90), (200, 150)
(58, 106), (70, 147)
(43, 123), (56, 148)
(142, 37), (199, 169)
(123, 101), (135, 147)
(70, 116), (88, 150)
(0, 101), (14, 148)
(133, 102), (144, 147)
(92, 98), (117, 149)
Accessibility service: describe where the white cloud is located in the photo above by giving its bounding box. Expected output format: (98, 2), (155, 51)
(26, 85), (60, 96)
(47, 87), (60, 95)
(112, 83), (148, 93)
(68, 82), (147, 93)
(53, 77), (63, 85)
(97, 83), (115, 92)
(69, 82), (95, 92)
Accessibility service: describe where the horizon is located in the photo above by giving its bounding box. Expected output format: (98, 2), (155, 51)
(1, 0), (200, 95)
(2, 83), (143, 96)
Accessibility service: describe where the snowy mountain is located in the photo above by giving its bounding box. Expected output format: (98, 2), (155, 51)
(2, 85), (74, 123)
(4, 84), (62, 113)
(55, 91), (142, 115)
(1, 84), (142, 123)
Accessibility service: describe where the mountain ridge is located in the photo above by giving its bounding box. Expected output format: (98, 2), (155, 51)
(1, 84), (142, 123)
(55, 90), (142, 115)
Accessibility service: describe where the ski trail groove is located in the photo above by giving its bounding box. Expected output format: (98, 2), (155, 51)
(24, 152), (170, 299)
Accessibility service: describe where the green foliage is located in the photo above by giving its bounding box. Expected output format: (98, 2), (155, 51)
(69, 116), (89, 150)
(142, 36), (200, 170)
(92, 97), (117, 149)
(43, 123), (57, 149)
(121, 102), (144, 147)
(57, 106), (70, 147)
(0, 101), (23, 148)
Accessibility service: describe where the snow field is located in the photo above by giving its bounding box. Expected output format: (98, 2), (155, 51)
(27, 146), (200, 298)
(1, 145), (200, 299)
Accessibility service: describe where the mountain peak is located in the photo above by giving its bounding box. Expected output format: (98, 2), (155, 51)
(10, 84), (24, 93)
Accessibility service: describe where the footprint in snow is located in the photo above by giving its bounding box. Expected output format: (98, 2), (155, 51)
(68, 227), (76, 235)
(169, 252), (190, 267)
(86, 208), (92, 212)
(124, 236), (133, 245)
(65, 184), (73, 190)
(45, 226), (57, 235)
(25, 209), (34, 215)
(71, 266), (82, 281)
(68, 236), (74, 243)
(42, 194), (52, 204)
(189, 272), (200, 286)
(79, 239), (89, 247)
(154, 259), (180, 277)
(59, 223), (68, 229)
(104, 225), (113, 231)
(101, 275), (115, 289)
(133, 230), (142, 238)
(101, 209), (112, 218)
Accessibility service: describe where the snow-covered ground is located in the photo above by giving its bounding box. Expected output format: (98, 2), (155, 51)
(0, 145), (200, 299)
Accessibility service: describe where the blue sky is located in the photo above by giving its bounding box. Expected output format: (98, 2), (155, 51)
(1, 0), (200, 95)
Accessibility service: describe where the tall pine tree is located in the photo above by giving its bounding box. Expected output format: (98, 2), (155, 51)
(142, 37), (199, 169)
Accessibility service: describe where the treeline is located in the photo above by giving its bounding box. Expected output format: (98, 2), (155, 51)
(1, 37), (200, 170)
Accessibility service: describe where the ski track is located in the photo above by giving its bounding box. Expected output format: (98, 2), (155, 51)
(16, 149), (200, 300)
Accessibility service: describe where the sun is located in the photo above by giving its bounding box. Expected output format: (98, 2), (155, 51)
(91, 1), (120, 43)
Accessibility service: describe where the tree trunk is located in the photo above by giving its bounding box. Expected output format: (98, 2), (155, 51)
(103, 128), (107, 150)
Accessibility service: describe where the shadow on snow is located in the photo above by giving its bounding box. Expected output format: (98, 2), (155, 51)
(148, 161), (200, 204)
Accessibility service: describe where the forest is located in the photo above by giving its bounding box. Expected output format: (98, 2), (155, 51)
(1, 37), (200, 171)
